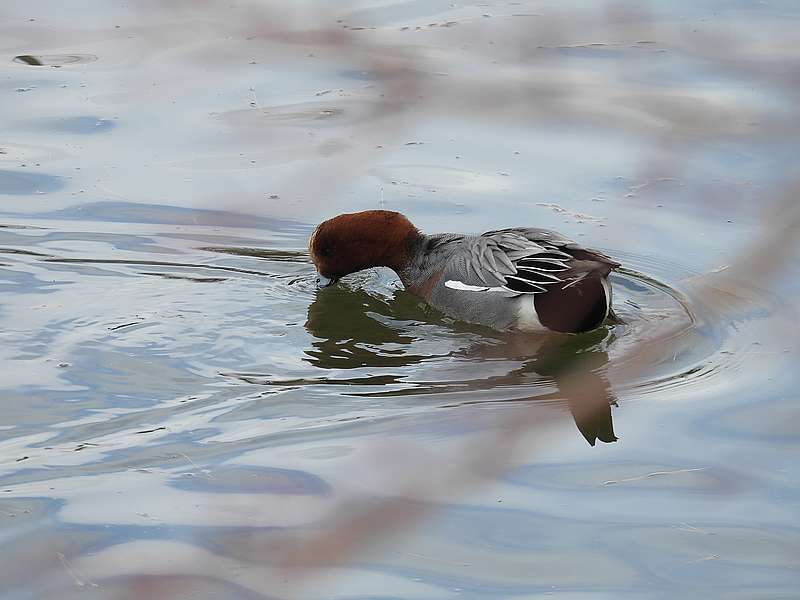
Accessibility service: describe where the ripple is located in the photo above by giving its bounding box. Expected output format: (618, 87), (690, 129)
(2, 218), (764, 427)
(607, 257), (779, 406)
(171, 245), (745, 450)
(190, 242), (754, 427)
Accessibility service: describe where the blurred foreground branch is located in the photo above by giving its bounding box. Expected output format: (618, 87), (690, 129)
(52, 1), (800, 597)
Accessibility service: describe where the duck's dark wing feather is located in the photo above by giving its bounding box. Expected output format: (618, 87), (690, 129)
(456, 229), (617, 295)
(484, 227), (620, 270)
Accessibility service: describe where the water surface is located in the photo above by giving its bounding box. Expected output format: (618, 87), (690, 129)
(1, 1), (799, 598)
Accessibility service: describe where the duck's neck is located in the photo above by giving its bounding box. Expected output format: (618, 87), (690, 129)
(393, 233), (448, 295)
(380, 228), (424, 276)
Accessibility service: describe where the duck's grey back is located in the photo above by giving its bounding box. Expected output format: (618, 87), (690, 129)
(400, 228), (619, 332)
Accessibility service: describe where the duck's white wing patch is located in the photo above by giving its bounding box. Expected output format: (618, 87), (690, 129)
(444, 280), (507, 292)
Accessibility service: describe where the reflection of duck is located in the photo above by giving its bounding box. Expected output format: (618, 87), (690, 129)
(304, 282), (433, 369)
(526, 331), (618, 446)
(310, 210), (621, 333)
(449, 329), (618, 446)
(305, 285), (618, 445)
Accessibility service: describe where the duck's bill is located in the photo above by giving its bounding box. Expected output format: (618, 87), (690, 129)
(315, 273), (338, 288)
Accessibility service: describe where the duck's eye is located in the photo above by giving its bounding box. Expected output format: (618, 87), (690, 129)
(321, 247), (333, 257)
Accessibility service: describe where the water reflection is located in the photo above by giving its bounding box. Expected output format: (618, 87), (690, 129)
(305, 284), (432, 369)
(0, 170), (63, 195)
(496, 332), (619, 446)
(305, 282), (618, 445)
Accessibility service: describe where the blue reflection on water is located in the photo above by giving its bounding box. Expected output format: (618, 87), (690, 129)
(0, 170), (63, 195)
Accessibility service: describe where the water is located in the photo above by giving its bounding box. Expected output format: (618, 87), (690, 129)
(1, 1), (799, 598)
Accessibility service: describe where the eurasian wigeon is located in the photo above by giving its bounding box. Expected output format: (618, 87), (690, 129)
(309, 210), (621, 334)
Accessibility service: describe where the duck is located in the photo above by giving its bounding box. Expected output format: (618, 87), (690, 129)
(309, 210), (621, 334)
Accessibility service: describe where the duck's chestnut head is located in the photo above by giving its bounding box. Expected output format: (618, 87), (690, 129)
(309, 210), (419, 286)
